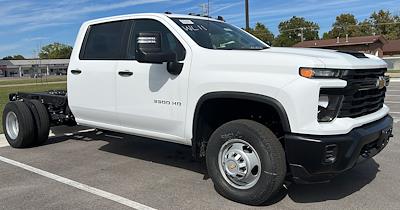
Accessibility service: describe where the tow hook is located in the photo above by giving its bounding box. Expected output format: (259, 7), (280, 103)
(361, 150), (371, 158)
(361, 128), (392, 159)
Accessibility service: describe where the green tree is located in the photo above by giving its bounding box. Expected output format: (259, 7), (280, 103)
(2, 55), (25, 60)
(39, 43), (73, 59)
(396, 15), (400, 39)
(327, 13), (361, 38)
(369, 10), (399, 40)
(246, 23), (274, 45)
(358, 20), (374, 36)
(322, 32), (330, 40)
(273, 16), (319, 47)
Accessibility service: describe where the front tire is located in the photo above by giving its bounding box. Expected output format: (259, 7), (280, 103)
(2, 101), (36, 148)
(206, 120), (286, 205)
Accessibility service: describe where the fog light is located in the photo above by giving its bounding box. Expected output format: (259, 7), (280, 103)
(318, 95), (329, 109)
(318, 94), (343, 122)
(323, 144), (338, 165)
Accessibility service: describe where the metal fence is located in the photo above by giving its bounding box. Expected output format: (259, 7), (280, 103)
(383, 57), (400, 70)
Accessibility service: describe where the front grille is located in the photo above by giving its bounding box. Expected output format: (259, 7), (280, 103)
(338, 68), (387, 118)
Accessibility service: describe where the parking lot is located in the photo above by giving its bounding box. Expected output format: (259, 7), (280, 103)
(0, 81), (399, 210)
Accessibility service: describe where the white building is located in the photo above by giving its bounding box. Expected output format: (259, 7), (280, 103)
(0, 59), (69, 77)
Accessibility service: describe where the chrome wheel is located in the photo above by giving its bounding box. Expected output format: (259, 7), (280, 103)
(218, 139), (261, 189)
(6, 111), (19, 140)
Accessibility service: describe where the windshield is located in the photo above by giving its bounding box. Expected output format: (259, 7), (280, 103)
(172, 18), (268, 50)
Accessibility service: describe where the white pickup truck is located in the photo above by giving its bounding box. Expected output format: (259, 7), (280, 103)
(2, 13), (394, 205)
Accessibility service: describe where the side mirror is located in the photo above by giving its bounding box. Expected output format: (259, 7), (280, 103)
(136, 32), (177, 64)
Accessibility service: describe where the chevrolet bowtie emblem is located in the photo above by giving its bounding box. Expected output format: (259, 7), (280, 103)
(229, 164), (236, 170)
(376, 76), (386, 90)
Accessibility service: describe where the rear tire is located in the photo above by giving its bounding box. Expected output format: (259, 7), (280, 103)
(25, 100), (50, 145)
(206, 119), (286, 205)
(2, 101), (36, 148)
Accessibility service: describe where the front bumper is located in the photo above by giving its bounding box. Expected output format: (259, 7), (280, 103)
(285, 115), (393, 184)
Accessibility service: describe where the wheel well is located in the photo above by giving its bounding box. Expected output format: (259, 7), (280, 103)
(192, 92), (290, 159)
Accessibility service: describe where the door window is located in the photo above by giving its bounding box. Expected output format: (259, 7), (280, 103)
(80, 20), (130, 60)
(128, 19), (186, 61)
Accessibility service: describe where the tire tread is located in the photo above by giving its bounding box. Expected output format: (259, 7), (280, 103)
(2, 101), (36, 148)
(206, 119), (286, 205)
(26, 100), (50, 145)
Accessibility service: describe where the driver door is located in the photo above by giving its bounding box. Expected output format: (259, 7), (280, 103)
(115, 19), (191, 141)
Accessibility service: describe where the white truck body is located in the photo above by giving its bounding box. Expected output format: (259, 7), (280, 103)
(68, 13), (388, 143)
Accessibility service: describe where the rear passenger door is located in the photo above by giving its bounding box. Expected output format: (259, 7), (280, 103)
(68, 20), (131, 127)
(115, 19), (191, 142)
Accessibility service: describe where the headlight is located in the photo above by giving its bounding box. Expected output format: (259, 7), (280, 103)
(300, 68), (346, 122)
(300, 68), (344, 78)
(318, 94), (343, 122)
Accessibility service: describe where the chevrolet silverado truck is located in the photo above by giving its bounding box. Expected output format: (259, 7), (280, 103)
(2, 13), (394, 205)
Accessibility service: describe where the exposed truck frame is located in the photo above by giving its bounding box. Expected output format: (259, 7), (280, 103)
(9, 91), (75, 126)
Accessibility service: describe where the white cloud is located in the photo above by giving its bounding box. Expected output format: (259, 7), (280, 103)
(0, 43), (24, 53)
(17, 23), (74, 33)
(0, 0), (189, 31)
(0, 0), (194, 57)
(225, 0), (399, 26)
(210, 1), (243, 15)
(23, 37), (49, 42)
(174, 1), (243, 15)
(71, 0), (169, 14)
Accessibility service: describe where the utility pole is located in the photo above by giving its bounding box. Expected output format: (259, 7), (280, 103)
(200, 3), (209, 16)
(245, 0), (250, 30)
(299, 28), (304, 42)
(296, 28), (304, 42)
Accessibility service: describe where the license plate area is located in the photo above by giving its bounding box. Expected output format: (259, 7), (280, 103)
(359, 127), (392, 160)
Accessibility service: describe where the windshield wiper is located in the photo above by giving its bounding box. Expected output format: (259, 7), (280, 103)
(234, 47), (268, 50)
(216, 46), (269, 50)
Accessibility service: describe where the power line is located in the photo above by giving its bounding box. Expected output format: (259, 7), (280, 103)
(280, 21), (400, 33)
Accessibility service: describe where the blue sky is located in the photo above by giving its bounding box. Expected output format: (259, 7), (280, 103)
(0, 0), (399, 58)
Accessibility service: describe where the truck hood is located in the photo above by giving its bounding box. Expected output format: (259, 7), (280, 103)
(266, 47), (387, 69)
(194, 46), (387, 83)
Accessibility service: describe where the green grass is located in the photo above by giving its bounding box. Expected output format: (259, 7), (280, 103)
(0, 83), (67, 134)
(387, 70), (400, 73)
(0, 76), (67, 86)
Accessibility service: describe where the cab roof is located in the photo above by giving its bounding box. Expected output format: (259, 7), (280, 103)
(83, 13), (223, 26)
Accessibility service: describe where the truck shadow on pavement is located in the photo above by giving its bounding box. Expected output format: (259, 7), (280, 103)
(48, 128), (380, 206)
(49, 128), (208, 176)
(285, 159), (379, 203)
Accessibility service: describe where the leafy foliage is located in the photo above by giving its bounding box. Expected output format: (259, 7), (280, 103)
(39, 43), (73, 59)
(358, 20), (375, 37)
(369, 10), (400, 40)
(324, 10), (400, 40)
(246, 23), (274, 45)
(273, 16), (319, 47)
(326, 13), (361, 38)
(2, 55), (25, 60)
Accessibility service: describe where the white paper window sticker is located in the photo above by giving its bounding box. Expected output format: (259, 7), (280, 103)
(179, 19), (194, 25)
(224, 28), (233, 32)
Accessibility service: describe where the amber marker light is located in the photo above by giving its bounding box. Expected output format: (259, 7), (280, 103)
(299, 68), (315, 78)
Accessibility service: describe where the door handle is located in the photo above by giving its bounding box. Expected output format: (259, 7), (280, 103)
(71, 69), (82, 75)
(118, 70), (133, 77)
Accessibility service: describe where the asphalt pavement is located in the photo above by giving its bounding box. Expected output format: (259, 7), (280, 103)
(0, 81), (399, 210)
